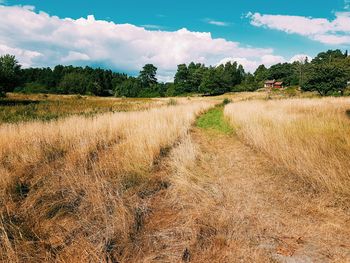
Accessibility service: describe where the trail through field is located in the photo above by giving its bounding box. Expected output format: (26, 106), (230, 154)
(127, 106), (350, 262)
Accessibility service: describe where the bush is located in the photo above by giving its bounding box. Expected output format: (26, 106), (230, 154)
(14, 82), (49, 94)
(343, 87), (350, 96)
(222, 98), (232, 105)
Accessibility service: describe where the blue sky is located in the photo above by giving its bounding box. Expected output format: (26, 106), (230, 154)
(1, 0), (350, 80)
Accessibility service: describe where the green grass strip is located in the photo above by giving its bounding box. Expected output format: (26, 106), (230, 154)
(196, 106), (234, 135)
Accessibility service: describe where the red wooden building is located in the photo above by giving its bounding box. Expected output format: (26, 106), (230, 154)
(264, 80), (284, 89)
(274, 81), (283, 89)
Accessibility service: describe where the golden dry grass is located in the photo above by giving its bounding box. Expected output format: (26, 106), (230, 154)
(122, 126), (350, 262)
(2, 95), (350, 262)
(0, 93), (164, 123)
(224, 97), (350, 197)
(0, 102), (211, 262)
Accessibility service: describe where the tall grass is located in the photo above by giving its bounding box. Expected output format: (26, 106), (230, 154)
(224, 98), (350, 196)
(0, 102), (210, 262)
(0, 93), (162, 123)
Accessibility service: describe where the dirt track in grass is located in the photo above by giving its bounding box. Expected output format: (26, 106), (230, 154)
(123, 108), (350, 263)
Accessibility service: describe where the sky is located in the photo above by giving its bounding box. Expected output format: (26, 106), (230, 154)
(0, 0), (350, 81)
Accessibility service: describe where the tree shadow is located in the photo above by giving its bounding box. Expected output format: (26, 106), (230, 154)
(0, 100), (40, 106)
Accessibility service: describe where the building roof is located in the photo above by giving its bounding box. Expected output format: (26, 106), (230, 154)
(265, 80), (275, 84)
(274, 81), (283, 85)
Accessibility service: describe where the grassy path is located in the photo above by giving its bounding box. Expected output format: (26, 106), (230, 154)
(195, 106), (234, 135)
(123, 105), (350, 262)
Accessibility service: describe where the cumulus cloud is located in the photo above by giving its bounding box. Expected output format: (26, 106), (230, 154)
(0, 5), (287, 80)
(217, 54), (286, 72)
(247, 12), (350, 45)
(0, 44), (42, 67)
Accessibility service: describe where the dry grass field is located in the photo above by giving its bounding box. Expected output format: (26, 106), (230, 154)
(0, 93), (164, 123)
(225, 97), (350, 197)
(0, 100), (211, 262)
(0, 93), (349, 262)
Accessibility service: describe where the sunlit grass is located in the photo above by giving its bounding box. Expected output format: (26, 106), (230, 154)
(0, 102), (211, 262)
(0, 93), (162, 123)
(224, 97), (350, 196)
(196, 106), (234, 135)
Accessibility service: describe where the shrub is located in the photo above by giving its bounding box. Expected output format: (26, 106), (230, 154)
(222, 98), (232, 105)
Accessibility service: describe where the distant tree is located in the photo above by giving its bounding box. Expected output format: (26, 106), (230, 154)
(267, 63), (298, 86)
(303, 63), (347, 96)
(233, 73), (259, 92)
(52, 65), (65, 88)
(188, 62), (206, 92)
(293, 57), (309, 88)
(115, 77), (142, 97)
(139, 64), (158, 87)
(254, 64), (268, 83)
(58, 72), (92, 94)
(0, 54), (22, 95)
(199, 67), (228, 95)
(312, 49), (347, 64)
(174, 64), (189, 94)
(165, 82), (176, 97)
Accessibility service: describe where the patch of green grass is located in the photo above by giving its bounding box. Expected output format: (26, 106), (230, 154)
(196, 106), (234, 135)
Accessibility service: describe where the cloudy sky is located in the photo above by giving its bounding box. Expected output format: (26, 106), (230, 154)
(1, 0), (350, 81)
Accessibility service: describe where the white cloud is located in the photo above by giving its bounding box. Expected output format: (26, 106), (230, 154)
(218, 54), (286, 72)
(247, 12), (350, 45)
(205, 19), (230, 27)
(0, 5), (284, 81)
(0, 44), (42, 67)
(62, 51), (90, 63)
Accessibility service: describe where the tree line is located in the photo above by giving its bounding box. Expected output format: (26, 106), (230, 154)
(0, 49), (349, 97)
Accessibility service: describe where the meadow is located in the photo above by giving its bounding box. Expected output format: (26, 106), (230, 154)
(0, 92), (349, 262)
(0, 98), (211, 262)
(225, 97), (350, 197)
(0, 93), (163, 123)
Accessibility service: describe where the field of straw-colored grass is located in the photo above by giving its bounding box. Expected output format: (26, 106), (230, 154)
(0, 93), (164, 123)
(0, 102), (210, 262)
(224, 97), (350, 197)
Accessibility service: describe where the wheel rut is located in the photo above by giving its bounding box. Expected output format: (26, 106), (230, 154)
(122, 107), (350, 263)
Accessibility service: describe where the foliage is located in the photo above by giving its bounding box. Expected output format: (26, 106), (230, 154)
(303, 63), (348, 96)
(19, 64), (127, 96)
(58, 72), (91, 94)
(222, 98), (232, 105)
(174, 62), (206, 94)
(139, 64), (158, 87)
(303, 49), (349, 96)
(2, 49), (350, 98)
(0, 54), (22, 95)
(115, 77), (142, 97)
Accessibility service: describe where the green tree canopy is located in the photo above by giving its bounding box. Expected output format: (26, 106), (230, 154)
(254, 65), (268, 83)
(138, 64), (158, 87)
(0, 54), (22, 95)
(58, 72), (92, 94)
(303, 61), (348, 96)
